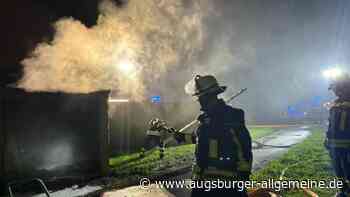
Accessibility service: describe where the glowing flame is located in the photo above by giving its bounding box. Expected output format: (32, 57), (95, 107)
(117, 59), (136, 75)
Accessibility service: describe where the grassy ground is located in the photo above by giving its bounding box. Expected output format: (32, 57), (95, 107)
(108, 126), (340, 196)
(251, 127), (338, 196)
(248, 126), (276, 139)
(109, 127), (277, 177)
(109, 144), (195, 176)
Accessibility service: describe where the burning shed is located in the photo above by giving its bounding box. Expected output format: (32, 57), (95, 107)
(0, 87), (110, 192)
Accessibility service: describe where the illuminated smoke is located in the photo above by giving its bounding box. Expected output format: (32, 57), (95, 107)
(18, 0), (211, 100)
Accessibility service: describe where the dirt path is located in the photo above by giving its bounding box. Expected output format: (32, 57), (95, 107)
(252, 127), (310, 171)
(101, 126), (311, 197)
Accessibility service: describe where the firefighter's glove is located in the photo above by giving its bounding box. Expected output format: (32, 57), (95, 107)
(174, 132), (186, 143)
(197, 113), (211, 125)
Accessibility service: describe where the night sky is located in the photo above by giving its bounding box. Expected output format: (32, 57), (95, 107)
(1, 0), (102, 84)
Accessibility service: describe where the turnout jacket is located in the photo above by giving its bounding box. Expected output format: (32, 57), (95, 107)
(326, 99), (350, 149)
(182, 99), (253, 180)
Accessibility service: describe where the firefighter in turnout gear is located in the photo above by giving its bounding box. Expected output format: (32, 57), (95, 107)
(145, 118), (163, 149)
(176, 75), (252, 197)
(144, 118), (165, 158)
(325, 73), (350, 197)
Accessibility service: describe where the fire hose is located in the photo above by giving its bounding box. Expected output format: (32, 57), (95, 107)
(276, 159), (329, 197)
(141, 88), (248, 157)
(144, 88), (248, 153)
(146, 87), (294, 150)
(140, 87), (321, 196)
(247, 159), (327, 197)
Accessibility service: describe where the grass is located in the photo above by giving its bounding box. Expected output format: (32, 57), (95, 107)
(108, 126), (340, 196)
(110, 144), (195, 177)
(248, 126), (276, 139)
(109, 126), (278, 177)
(251, 127), (337, 196)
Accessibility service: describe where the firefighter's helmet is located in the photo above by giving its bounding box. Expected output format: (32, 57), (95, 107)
(185, 75), (226, 97)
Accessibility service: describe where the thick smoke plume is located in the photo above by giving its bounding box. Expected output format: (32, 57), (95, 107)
(18, 0), (211, 100)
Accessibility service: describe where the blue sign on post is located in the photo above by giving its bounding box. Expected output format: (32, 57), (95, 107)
(287, 105), (304, 118)
(151, 95), (161, 103)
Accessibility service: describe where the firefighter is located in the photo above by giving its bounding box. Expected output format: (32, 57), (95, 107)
(325, 73), (350, 197)
(145, 119), (162, 149)
(175, 75), (252, 197)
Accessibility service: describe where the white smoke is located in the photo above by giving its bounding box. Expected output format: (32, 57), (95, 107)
(18, 0), (212, 101)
